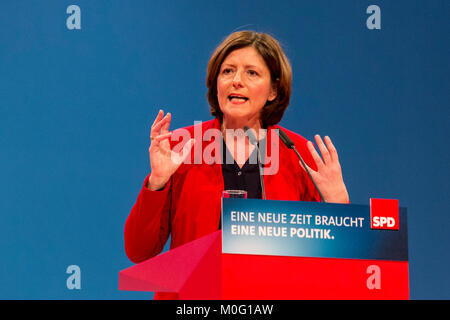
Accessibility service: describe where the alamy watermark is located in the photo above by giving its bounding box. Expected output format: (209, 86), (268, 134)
(66, 265), (81, 290)
(366, 5), (381, 30)
(168, 121), (280, 175)
(66, 5), (81, 30)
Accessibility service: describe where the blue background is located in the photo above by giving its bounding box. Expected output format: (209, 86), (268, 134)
(0, 1), (448, 299)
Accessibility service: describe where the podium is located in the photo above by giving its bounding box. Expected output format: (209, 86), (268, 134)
(119, 199), (409, 299)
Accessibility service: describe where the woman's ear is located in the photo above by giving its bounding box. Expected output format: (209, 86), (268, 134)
(268, 82), (278, 102)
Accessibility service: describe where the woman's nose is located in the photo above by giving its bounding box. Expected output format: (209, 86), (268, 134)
(232, 71), (244, 88)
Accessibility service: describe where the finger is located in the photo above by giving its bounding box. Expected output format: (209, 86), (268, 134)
(151, 113), (171, 137)
(307, 140), (324, 169)
(152, 132), (172, 142)
(161, 112), (171, 135)
(324, 136), (339, 162)
(150, 133), (172, 154)
(150, 110), (164, 139)
(314, 134), (331, 165)
(151, 109), (164, 128)
(298, 159), (321, 189)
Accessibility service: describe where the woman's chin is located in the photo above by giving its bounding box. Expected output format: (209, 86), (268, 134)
(223, 111), (249, 121)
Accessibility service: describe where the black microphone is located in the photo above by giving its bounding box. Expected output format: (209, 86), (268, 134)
(277, 129), (325, 202)
(244, 126), (266, 200)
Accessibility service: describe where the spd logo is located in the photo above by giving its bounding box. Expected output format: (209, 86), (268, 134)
(370, 198), (399, 230)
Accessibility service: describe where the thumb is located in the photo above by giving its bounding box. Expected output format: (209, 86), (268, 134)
(299, 159), (317, 178)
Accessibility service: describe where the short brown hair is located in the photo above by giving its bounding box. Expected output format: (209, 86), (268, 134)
(206, 31), (292, 126)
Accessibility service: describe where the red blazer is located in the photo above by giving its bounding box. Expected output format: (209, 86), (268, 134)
(124, 118), (320, 265)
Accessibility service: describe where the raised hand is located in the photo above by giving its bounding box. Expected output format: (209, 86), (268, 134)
(302, 135), (349, 204)
(147, 110), (194, 191)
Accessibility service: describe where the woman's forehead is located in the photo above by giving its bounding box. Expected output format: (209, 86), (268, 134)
(221, 47), (268, 67)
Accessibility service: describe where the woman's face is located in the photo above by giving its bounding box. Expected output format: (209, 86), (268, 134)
(217, 47), (277, 125)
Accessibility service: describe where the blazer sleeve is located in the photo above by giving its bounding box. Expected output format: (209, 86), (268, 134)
(124, 174), (172, 263)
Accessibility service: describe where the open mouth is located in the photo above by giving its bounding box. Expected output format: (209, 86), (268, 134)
(228, 95), (249, 102)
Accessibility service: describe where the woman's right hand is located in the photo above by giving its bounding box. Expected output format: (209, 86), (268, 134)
(147, 110), (194, 191)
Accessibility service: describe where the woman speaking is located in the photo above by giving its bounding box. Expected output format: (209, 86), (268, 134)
(124, 31), (349, 271)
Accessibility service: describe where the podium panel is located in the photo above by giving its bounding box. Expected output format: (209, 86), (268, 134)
(222, 253), (409, 299)
(119, 198), (409, 299)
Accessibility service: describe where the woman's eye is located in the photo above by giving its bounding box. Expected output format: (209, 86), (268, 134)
(248, 70), (258, 76)
(222, 68), (233, 74)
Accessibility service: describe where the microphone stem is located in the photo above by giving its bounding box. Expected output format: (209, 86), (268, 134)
(256, 146), (266, 200)
(244, 126), (266, 200)
(292, 146), (325, 202)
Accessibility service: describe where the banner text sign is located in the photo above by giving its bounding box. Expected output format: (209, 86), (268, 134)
(221, 199), (408, 261)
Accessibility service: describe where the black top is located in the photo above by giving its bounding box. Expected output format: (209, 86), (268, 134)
(221, 138), (262, 199)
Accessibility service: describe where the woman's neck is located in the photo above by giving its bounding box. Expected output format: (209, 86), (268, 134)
(221, 116), (263, 167)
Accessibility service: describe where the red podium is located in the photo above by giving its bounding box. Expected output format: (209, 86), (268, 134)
(119, 230), (409, 300)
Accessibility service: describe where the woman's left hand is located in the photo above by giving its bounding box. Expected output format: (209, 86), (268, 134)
(302, 135), (349, 204)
